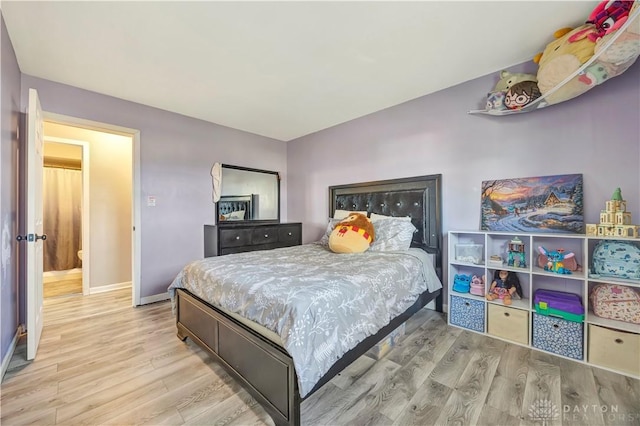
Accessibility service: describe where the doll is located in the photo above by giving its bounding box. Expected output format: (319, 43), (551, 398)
(486, 270), (522, 305)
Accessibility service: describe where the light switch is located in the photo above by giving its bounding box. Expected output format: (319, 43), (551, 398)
(147, 196), (156, 207)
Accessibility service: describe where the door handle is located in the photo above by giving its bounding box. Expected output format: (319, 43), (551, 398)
(19, 234), (47, 242)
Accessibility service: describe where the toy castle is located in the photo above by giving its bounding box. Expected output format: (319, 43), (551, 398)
(586, 188), (640, 238)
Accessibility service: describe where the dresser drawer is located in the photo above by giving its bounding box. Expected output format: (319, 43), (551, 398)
(278, 225), (301, 245)
(488, 304), (529, 345)
(219, 228), (252, 248)
(588, 325), (640, 376)
(252, 227), (279, 245)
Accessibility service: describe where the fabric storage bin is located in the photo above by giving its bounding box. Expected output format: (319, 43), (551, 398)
(488, 304), (529, 345)
(588, 325), (640, 376)
(532, 313), (583, 360)
(450, 295), (485, 332)
(369, 323), (406, 360)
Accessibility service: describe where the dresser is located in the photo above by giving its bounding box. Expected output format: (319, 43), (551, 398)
(204, 223), (302, 257)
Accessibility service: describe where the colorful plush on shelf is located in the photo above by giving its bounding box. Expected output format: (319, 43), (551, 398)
(486, 270), (522, 305)
(586, 188), (640, 238)
(537, 246), (575, 274)
(590, 284), (640, 324)
(328, 212), (375, 254)
(452, 273), (472, 293)
(537, 249), (581, 272)
(470, 274), (485, 296)
(534, 26), (597, 105)
(586, 0), (635, 42)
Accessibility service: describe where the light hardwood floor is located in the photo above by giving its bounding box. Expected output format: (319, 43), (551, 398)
(2, 288), (639, 425)
(44, 278), (83, 299)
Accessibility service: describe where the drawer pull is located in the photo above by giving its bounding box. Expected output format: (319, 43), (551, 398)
(615, 338), (624, 344)
(504, 312), (510, 317)
(264, 234), (269, 238)
(235, 236), (240, 240)
(288, 232), (292, 236)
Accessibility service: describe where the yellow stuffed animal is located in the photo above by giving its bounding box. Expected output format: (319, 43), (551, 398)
(329, 212), (375, 254)
(534, 25), (597, 104)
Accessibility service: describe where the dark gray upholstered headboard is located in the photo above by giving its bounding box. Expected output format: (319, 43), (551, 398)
(217, 195), (253, 220)
(329, 174), (442, 275)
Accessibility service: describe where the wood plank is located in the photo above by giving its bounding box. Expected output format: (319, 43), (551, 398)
(520, 351), (563, 426)
(2, 287), (639, 426)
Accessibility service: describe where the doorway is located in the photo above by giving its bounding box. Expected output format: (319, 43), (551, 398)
(41, 117), (139, 304)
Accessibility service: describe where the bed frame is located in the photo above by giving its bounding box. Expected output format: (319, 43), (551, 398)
(176, 174), (443, 426)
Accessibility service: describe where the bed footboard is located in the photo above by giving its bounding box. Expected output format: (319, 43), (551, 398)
(176, 289), (300, 426)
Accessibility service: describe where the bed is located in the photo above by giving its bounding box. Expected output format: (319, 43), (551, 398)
(170, 174), (443, 426)
(217, 194), (255, 221)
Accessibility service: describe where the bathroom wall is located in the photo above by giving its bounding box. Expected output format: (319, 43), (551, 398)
(43, 123), (133, 290)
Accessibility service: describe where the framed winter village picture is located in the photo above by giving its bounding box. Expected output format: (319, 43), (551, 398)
(480, 174), (584, 234)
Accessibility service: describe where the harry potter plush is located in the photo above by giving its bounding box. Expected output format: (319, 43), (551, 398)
(329, 212), (375, 253)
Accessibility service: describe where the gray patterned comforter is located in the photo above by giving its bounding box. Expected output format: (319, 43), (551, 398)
(168, 243), (441, 397)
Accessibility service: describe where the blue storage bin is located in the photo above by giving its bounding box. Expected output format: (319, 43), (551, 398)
(532, 313), (583, 360)
(450, 295), (485, 332)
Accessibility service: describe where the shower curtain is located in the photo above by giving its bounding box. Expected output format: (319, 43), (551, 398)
(43, 167), (82, 272)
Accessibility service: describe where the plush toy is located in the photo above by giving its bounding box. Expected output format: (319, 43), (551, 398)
(504, 80), (542, 110)
(537, 246), (576, 274)
(579, 1), (640, 86)
(585, 0), (634, 42)
(493, 70), (538, 92)
(328, 212), (375, 254)
(486, 270), (522, 305)
(486, 90), (507, 111)
(534, 25), (597, 104)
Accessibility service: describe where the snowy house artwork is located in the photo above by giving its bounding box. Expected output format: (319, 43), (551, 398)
(586, 188), (640, 238)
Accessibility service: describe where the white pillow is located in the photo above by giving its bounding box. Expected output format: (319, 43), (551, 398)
(318, 218), (341, 246)
(369, 219), (417, 252)
(228, 210), (246, 220)
(369, 213), (412, 222)
(333, 209), (367, 219)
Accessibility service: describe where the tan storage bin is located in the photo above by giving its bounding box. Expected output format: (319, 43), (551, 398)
(488, 304), (529, 345)
(588, 325), (640, 376)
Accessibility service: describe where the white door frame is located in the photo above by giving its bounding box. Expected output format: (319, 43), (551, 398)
(43, 112), (142, 306)
(43, 136), (91, 296)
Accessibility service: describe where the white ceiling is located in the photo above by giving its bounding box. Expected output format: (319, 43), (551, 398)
(2, 1), (598, 141)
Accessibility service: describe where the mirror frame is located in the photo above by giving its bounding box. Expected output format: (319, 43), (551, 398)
(216, 164), (281, 225)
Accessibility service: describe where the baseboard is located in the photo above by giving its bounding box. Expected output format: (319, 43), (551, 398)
(43, 268), (82, 283)
(140, 292), (170, 305)
(1, 326), (22, 382)
(89, 281), (132, 294)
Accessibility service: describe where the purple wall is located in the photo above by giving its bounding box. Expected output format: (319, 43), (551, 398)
(19, 76), (288, 303)
(287, 61), (640, 288)
(1, 12), (22, 367)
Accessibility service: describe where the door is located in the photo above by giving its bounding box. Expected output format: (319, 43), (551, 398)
(26, 88), (45, 360)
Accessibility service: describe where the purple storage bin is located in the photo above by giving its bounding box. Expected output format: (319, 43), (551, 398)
(533, 289), (584, 315)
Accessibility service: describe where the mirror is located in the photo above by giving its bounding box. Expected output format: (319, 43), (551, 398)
(217, 164), (280, 223)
